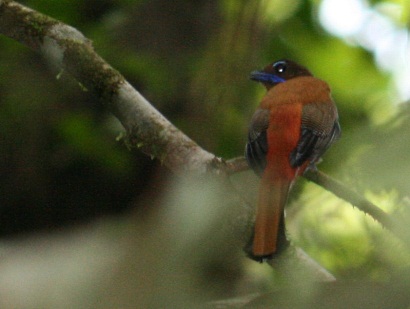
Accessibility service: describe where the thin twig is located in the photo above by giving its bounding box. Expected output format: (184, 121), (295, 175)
(224, 156), (407, 247)
(225, 157), (249, 174)
(303, 169), (394, 229)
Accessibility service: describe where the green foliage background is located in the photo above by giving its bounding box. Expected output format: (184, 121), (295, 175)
(1, 0), (409, 283)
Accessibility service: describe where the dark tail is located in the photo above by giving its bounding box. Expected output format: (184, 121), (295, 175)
(252, 177), (291, 258)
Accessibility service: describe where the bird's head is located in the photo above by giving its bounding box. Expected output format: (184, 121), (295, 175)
(250, 59), (313, 90)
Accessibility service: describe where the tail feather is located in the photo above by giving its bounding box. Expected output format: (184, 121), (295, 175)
(252, 177), (291, 258)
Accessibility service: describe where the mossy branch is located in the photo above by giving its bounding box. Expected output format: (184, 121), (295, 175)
(0, 0), (220, 174)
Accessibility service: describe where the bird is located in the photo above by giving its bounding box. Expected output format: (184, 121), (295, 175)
(245, 59), (341, 261)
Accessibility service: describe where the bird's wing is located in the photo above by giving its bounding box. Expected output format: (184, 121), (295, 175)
(245, 108), (270, 176)
(290, 101), (341, 168)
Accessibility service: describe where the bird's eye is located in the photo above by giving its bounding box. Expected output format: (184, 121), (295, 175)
(273, 61), (287, 74)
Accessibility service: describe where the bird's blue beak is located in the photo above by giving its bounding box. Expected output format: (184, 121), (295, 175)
(250, 71), (285, 84)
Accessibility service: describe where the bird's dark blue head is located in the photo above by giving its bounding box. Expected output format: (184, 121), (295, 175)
(250, 59), (312, 90)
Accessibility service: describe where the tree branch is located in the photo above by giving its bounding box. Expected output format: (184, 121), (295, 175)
(0, 0), (221, 174)
(226, 156), (410, 250)
(303, 169), (393, 229)
(225, 157), (250, 174)
(304, 169), (410, 248)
